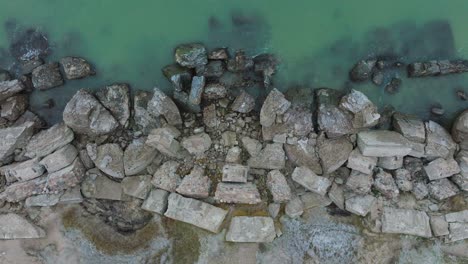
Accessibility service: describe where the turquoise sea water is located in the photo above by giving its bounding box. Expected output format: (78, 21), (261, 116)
(1, 0), (468, 124)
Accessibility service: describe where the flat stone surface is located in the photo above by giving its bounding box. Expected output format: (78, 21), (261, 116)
(95, 83), (131, 127)
(58, 186), (83, 204)
(25, 193), (61, 207)
(357, 130), (411, 157)
(393, 113), (426, 143)
(430, 215), (449, 236)
(381, 207), (432, 238)
(146, 126), (183, 158)
(0, 158), (45, 183)
(81, 168), (123, 200)
(226, 216), (276, 243)
(176, 166), (211, 198)
(425, 121), (457, 159)
(267, 170), (291, 203)
(260, 88), (291, 127)
(40, 144), (78, 173)
(88, 143), (125, 179)
(248, 143), (285, 170)
(345, 170), (373, 194)
(347, 148), (377, 174)
(445, 210), (468, 223)
(63, 89), (118, 136)
(25, 122), (74, 159)
(147, 87), (182, 126)
(222, 164), (249, 183)
(165, 193), (227, 233)
(345, 194), (376, 216)
(427, 178), (459, 201)
(231, 91), (255, 113)
(241, 137), (262, 156)
(0, 122), (34, 163)
(0, 80), (25, 101)
(448, 223), (468, 242)
(377, 156), (403, 170)
(141, 188), (169, 214)
(317, 135), (353, 174)
(285, 197), (304, 218)
(124, 137), (158, 176)
(214, 182), (261, 204)
(284, 138), (322, 175)
(122, 175), (152, 199)
(328, 183), (345, 209)
(424, 158), (460, 181)
(0, 213), (45, 239)
(151, 160), (181, 192)
(291, 166), (331, 196)
(181, 132), (212, 155)
(317, 104), (354, 138)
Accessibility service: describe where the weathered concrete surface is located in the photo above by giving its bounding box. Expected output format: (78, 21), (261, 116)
(357, 130), (411, 157)
(345, 194), (376, 216)
(164, 193), (227, 233)
(291, 166), (331, 196)
(345, 170), (373, 194)
(214, 182), (261, 204)
(445, 210), (468, 223)
(226, 216), (276, 243)
(0, 213), (45, 239)
(222, 164), (249, 183)
(25, 122), (74, 159)
(347, 148), (377, 174)
(381, 207), (432, 238)
(40, 144), (78, 173)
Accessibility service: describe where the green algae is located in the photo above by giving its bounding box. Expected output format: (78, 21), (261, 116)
(163, 217), (202, 264)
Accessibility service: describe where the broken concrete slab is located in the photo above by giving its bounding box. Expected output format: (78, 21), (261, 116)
(176, 166), (211, 198)
(248, 143), (285, 170)
(425, 121), (457, 159)
(447, 223), (468, 242)
(345, 194), (376, 216)
(40, 144), (78, 173)
(430, 215), (449, 237)
(165, 193), (227, 233)
(122, 175), (152, 199)
(81, 168), (123, 200)
(214, 182), (261, 204)
(141, 188), (169, 215)
(347, 148), (377, 174)
(357, 130), (411, 157)
(291, 166), (331, 196)
(25, 122), (74, 159)
(424, 158), (460, 181)
(146, 126), (183, 158)
(222, 164), (249, 183)
(267, 170), (291, 203)
(181, 132), (212, 155)
(226, 216), (276, 243)
(381, 207), (432, 238)
(317, 135), (353, 174)
(392, 113), (426, 143)
(0, 213), (45, 239)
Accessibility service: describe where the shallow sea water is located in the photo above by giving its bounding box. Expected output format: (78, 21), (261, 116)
(1, 0), (468, 124)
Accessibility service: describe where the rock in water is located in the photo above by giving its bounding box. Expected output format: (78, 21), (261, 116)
(452, 109), (468, 149)
(88, 143), (125, 179)
(188, 76), (205, 105)
(226, 216), (276, 243)
(31, 62), (64, 90)
(0, 94), (28, 121)
(349, 60), (376, 81)
(25, 122), (74, 159)
(162, 64), (192, 91)
(0, 80), (25, 101)
(60, 56), (94, 79)
(408, 60), (468, 77)
(0, 213), (45, 239)
(147, 87), (182, 126)
(164, 193), (227, 233)
(63, 89), (119, 136)
(231, 90), (255, 113)
(174, 43), (208, 68)
(96, 83), (131, 127)
(381, 207), (432, 238)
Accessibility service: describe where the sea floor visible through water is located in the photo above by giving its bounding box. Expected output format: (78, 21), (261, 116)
(0, 1), (468, 125)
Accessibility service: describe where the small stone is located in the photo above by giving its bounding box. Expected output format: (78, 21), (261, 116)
(427, 178), (459, 201)
(181, 132), (212, 155)
(175, 43), (208, 68)
(430, 215), (449, 236)
(291, 166), (331, 196)
(241, 136), (262, 156)
(88, 143), (125, 179)
(345, 194), (376, 216)
(208, 48), (229, 60)
(203, 83), (228, 99)
(0, 213), (45, 239)
(203, 104), (219, 128)
(227, 50), (254, 72)
(345, 170), (373, 194)
(122, 175), (152, 199)
(300, 192), (332, 209)
(141, 188), (169, 215)
(151, 161), (181, 192)
(221, 131), (237, 146)
(40, 144), (78, 173)
(81, 168), (123, 200)
(60, 56), (94, 79)
(226, 216), (276, 243)
(357, 130), (411, 157)
(347, 148), (377, 174)
(176, 166), (211, 198)
(268, 203), (281, 218)
(340, 89), (374, 114)
(231, 91), (255, 113)
(222, 164), (249, 183)
(381, 207), (432, 238)
(285, 197), (304, 218)
(225, 146), (242, 163)
(373, 169), (399, 199)
(377, 156), (403, 170)
(31, 62), (63, 90)
(267, 170), (291, 203)
(412, 181), (429, 200)
(424, 158), (460, 181)
(214, 182), (261, 204)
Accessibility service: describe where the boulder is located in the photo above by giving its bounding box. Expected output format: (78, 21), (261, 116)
(381, 207), (432, 238)
(347, 148), (377, 174)
(241, 136), (262, 156)
(151, 161), (181, 192)
(351, 103), (380, 128)
(393, 113), (425, 143)
(285, 197), (304, 218)
(339, 89), (374, 113)
(31, 62), (63, 90)
(300, 191), (332, 209)
(96, 83), (131, 127)
(141, 188), (169, 214)
(225, 146), (242, 163)
(350, 60), (375, 81)
(222, 164), (249, 183)
(59, 186), (83, 204)
(208, 48), (229, 60)
(231, 91), (255, 113)
(60, 56), (94, 79)
(345, 170), (373, 194)
(266, 170), (291, 203)
(317, 105), (354, 138)
(13, 111), (44, 130)
(0, 213), (45, 239)
(424, 158), (460, 181)
(345, 194), (376, 216)
(0, 80), (25, 101)
(181, 132), (212, 155)
(357, 130), (411, 157)
(284, 138), (322, 175)
(451, 173), (468, 191)
(412, 181), (429, 200)
(146, 126), (183, 158)
(25, 122), (74, 159)
(373, 169), (399, 199)
(0, 158), (45, 183)
(0, 122), (34, 162)
(452, 109), (468, 149)
(248, 143), (285, 170)
(121, 175), (152, 199)
(88, 143), (125, 179)
(328, 183), (345, 209)
(425, 121), (457, 159)
(124, 138), (158, 176)
(176, 166), (211, 198)
(427, 178), (459, 201)
(377, 156), (403, 170)
(162, 64), (192, 91)
(430, 215), (449, 237)
(165, 193), (227, 233)
(63, 89), (118, 136)
(291, 166), (331, 196)
(25, 193), (61, 207)
(214, 182), (261, 204)
(447, 223), (468, 242)
(133, 91), (161, 134)
(445, 210), (468, 223)
(393, 168), (413, 192)
(227, 50), (254, 72)
(40, 144), (78, 173)
(0, 94), (28, 121)
(81, 168), (123, 200)
(408, 60), (468, 78)
(202, 83), (228, 100)
(260, 88), (291, 127)
(147, 87), (182, 126)
(188, 76), (205, 105)
(196, 60), (225, 78)
(226, 216), (275, 243)
(317, 135), (353, 174)
(175, 43), (208, 68)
